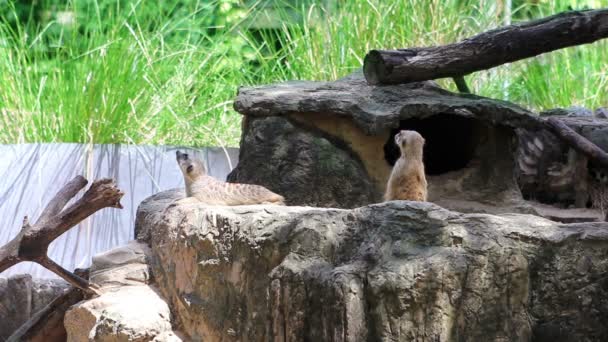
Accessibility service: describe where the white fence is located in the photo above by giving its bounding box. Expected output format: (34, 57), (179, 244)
(0, 144), (238, 278)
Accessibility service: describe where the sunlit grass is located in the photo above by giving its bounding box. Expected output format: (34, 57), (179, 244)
(0, 0), (606, 147)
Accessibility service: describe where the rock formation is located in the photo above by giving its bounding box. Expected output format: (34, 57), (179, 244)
(63, 241), (182, 341)
(229, 71), (608, 221)
(9, 68), (608, 342)
(136, 190), (608, 341)
(0, 275), (69, 340)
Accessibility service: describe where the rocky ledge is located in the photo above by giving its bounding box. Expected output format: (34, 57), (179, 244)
(136, 189), (608, 341)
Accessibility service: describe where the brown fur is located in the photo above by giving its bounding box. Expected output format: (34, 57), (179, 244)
(384, 130), (428, 202)
(176, 151), (285, 205)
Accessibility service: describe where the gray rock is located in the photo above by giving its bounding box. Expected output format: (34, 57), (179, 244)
(90, 240), (152, 288)
(233, 71), (542, 135)
(540, 106), (594, 117)
(64, 285), (173, 342)
(230, 72), (608, 214)
(229, 72), (542, 212)
(136, 191), (608, 341)
(227, 116), (380, 208)
(64, 242), (179, 341)
(0, 275), (68, 340)
(595, 107), (608, 119)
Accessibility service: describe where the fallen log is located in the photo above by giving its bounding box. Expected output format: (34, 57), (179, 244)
(0, 177), (123, 295)
(363, 9), (608, 85)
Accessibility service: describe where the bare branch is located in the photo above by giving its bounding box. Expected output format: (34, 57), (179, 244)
(35, 175), (88, 226)
(364, 9), (608, 85)
(0, 177), (123, 294)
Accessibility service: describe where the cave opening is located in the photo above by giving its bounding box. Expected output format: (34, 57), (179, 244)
(384, 114), (480, 175)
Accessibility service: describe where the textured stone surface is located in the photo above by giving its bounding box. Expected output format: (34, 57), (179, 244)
(90, 240), (152, 288)
(0, 274), (68, 340)
(233, 71), (543, 135)
(230, 72), (608, 216)
(540, 106), (594, 117)
(137, 190), (608, 341)
(64, 285), (173, 342)
(595, 107), (608, 119)
(229, 72), (541, 211)
(64, 241), (179, 342)
(227, 116), (380, 208)
(517, 116), (608, 208)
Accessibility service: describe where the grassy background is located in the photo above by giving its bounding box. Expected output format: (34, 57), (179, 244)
(0, 0), (606, 147)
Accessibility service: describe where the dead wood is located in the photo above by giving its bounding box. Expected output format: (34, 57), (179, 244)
(363, 9), (608, 85)
(546, 117), (608, 169)
(0, 177), (123, 295)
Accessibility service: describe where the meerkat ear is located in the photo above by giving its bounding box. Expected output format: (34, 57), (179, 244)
(187, 165), (194, 173)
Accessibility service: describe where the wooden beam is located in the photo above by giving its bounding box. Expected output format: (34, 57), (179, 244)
(363, 9), (608, 85)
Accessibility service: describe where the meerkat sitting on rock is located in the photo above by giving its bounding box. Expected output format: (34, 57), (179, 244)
(384, 130), (428, 202)
(175, 150), (285, 206)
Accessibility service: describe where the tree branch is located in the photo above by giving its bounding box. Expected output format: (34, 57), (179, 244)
(363, 9), (608, 85)
(35, 176), (88, 226)
(0, 177), (123, 294)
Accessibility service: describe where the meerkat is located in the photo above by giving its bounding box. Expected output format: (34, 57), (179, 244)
(175, 150), (285, 206)
(384, 130), (428, 202)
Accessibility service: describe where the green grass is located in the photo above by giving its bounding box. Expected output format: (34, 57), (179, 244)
(0, 0), (606, 147)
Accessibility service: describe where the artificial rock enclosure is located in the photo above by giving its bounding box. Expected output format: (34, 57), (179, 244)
(6, 72), (608, 341)
(229, 72), (608, 220)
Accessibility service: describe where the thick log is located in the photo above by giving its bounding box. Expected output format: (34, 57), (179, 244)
(546, 117), (608, 168)
(364, 9), (608, 85)
(0, 177), (123, 294)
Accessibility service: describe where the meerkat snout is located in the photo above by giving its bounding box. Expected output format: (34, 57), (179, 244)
(176, 150), (206, 181)
(176, 150), (188, 161)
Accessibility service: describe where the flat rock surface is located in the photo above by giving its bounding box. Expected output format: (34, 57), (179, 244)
(234, 71), (543, 135)
(137, 190), (608, 341)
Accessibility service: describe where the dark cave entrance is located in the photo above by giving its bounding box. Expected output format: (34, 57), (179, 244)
(384, 114), (481, 175)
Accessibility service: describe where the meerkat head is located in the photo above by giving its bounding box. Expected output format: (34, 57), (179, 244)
(176, 150), (206, 182)
(394, 130), (425, 159)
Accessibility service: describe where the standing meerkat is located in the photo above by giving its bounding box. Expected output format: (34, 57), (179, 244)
(175, 151), (285, 205)
(384, 130), (428, 202)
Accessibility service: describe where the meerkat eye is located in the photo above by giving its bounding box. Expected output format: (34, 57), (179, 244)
(187, 165), (194, 173)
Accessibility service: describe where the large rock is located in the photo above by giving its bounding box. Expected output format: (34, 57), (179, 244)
(229, 72), (541, 212)
(227, 116), (379, 208)
(0, 274), (69, 340)
(136, 190), (608, 341)
(229, 72), (608, 220)
(64, 286), (174, 342)
(64, 241), (180, 342)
